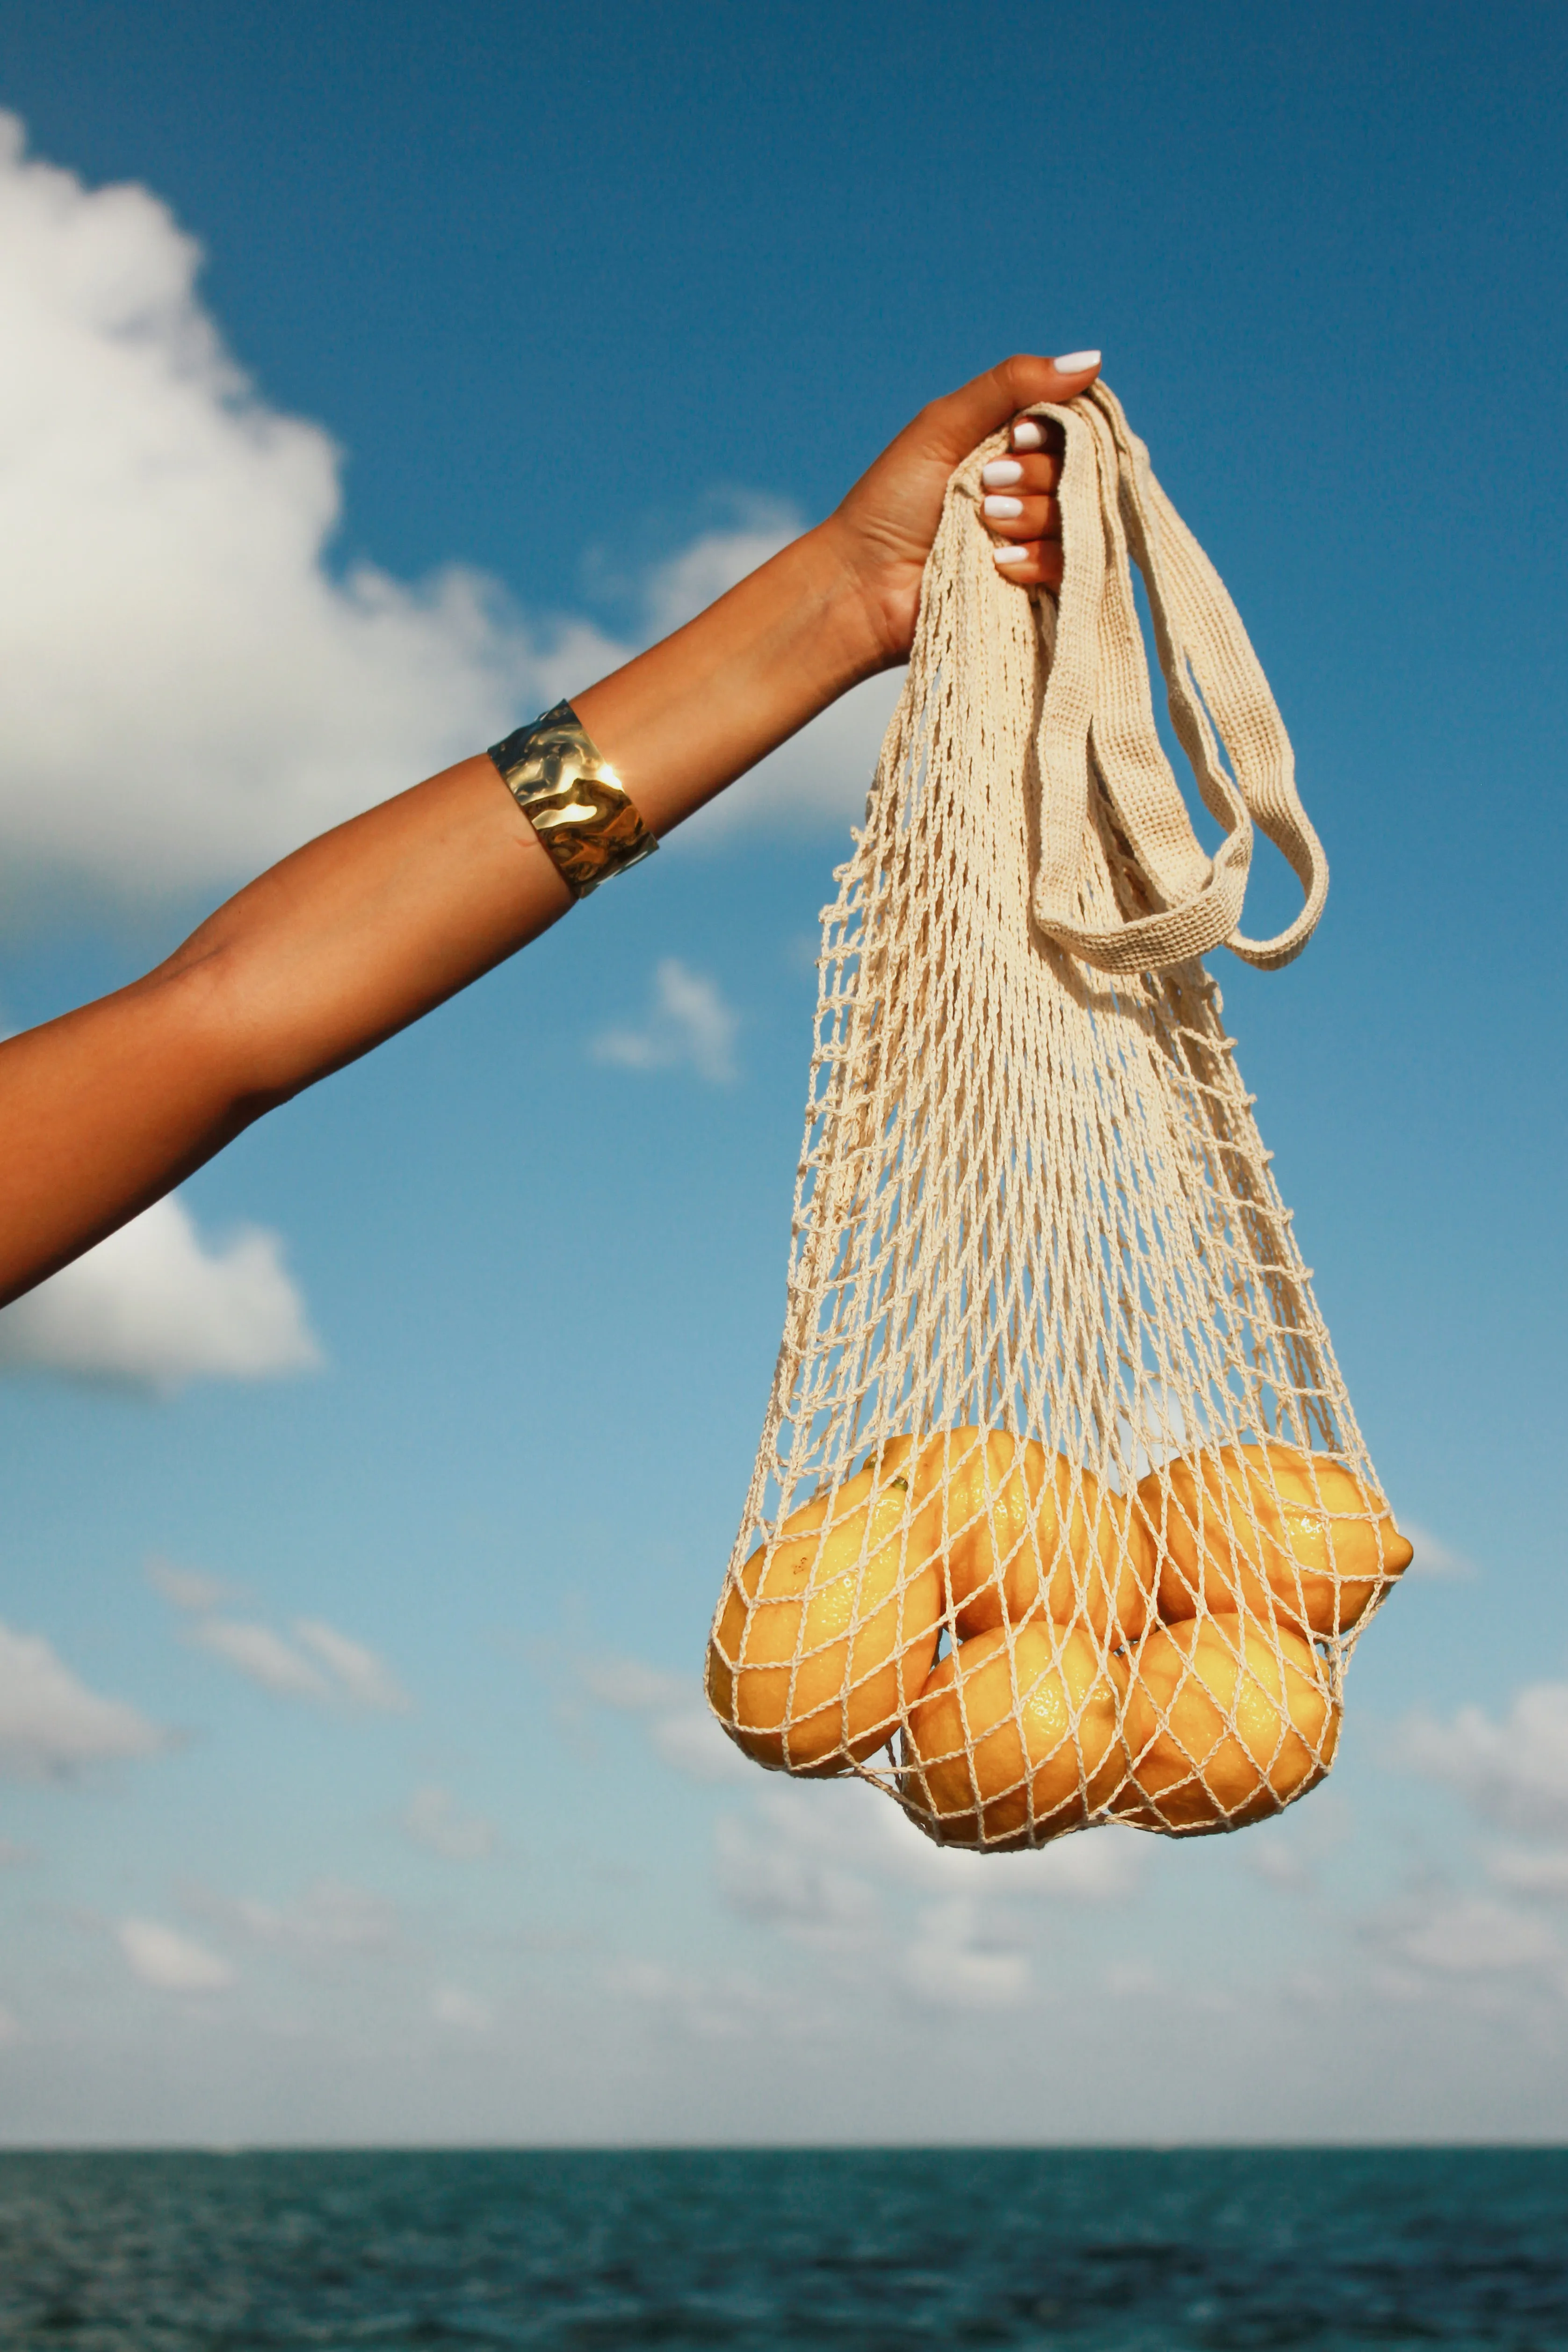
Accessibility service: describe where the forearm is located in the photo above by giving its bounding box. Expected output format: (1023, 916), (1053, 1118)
(575, 517), (888, 829)
(0, 757), (561, 1300)
(0, 519), (883, 1305)
(171, 514), (884, 1091)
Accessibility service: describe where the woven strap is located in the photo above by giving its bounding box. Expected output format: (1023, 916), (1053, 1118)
(999, 382), (1328, 975)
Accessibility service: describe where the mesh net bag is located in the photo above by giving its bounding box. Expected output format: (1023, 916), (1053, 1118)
(706, 382), (1413, 1849)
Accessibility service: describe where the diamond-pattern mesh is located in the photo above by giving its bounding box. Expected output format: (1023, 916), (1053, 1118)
(706, 386), (1411, 1849)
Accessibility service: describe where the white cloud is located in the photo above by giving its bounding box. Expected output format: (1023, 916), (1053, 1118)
(0, 115), (894, 903)
(0, 2003), (22, 2046)
(431, 1983), (494, 2032)
(1399, 1681), (1568, 1839)
(291, 1619), (410, 1713)
(715, 1781), (1040, 2008)
(1487, 1847), (1568, 1900)
(715, 1804), (882, 1943)
(1385, 1895), (1560, 1978)
(118, 1916), (234, 1992)
(1248, 1840), (1315, 1892)
(186, 1612), (408, 1712)
(0, 1194), (321, 1392)
(903, 1895), (1031, 2010)
(1243, 1791), (1352, 1896)
(583, 1645), (1151, 2016)
(231, 1878), (398, 1955)
(583, 1647), (1154, 1868)
(1402, 1522), (1477, 1579)
(649, 1707), (756, 1785)
(1032, 1827), (1147, 1902)
(0, 112), (590, 894)
(0, 1837), (36, 1865)
(717, 1782), (898, 1926)
(403, 1785), (498, 1862)
(188, 1618), (332, 1702)
(592, 958), (741, 1083)
(603, 1956), (799, 2043)
(753, 1771), (1145, 1911)
(579, 1653), (752, 1785)
(583, 1656), (692, 1712)
(0, 1621), (166, 1778)
(146, 1557), (244, 1612)
(709, 1772), (1145, 2014)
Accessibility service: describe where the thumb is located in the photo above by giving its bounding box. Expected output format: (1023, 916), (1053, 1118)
(921, 351), (1102, 467)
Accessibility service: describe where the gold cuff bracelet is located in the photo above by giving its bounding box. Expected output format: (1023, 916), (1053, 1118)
(488, 702), (658, 898)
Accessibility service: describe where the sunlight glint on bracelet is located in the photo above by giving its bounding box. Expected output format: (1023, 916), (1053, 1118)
(488, 702), (658, 898)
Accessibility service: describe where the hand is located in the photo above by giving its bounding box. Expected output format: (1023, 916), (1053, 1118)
(824, 350), (1100, 668)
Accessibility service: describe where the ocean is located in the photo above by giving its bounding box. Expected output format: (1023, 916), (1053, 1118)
(0, 2147), (1564, 2349)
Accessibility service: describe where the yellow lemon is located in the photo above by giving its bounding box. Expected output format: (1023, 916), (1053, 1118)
(1137, 1443), (1414, 1635)
(919, 1429), (1154, 1647)
(707, 1449), (941, 1774)
(1113, 1613), (1339, 1833)
(902, 1622), (1128, 1848)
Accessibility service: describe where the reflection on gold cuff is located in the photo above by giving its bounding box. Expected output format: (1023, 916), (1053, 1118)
(487, 702), (658, 898)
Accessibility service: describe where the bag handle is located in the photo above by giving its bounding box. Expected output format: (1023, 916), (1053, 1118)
(1019, 382), (1328, 975)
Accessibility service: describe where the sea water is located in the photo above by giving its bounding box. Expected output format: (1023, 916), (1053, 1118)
(0, 2146), (1565, 2349)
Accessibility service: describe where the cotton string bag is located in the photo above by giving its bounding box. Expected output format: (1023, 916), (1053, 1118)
(705, 382), (1413, 1849)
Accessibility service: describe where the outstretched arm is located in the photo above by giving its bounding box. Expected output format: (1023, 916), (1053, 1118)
(0, 352), (1096, 1307)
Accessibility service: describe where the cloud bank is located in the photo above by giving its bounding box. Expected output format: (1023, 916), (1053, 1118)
(403, 1786), (499, 1862)
(0, 111), (575, 893)
(0, 113), (895, 904)
(1386, 1679), (1568, 2000)
(583, 1648), (1149, 2012)
(186, 1614), (409, 1713)
(150, 1559), (409, 1714)
(230, 1878), (398, 1956)
(117, 1916), (234, 1993)
(1399, 1681), (1568, 1840)
(0, 1194), (321, 1391)
(0, 1622), (166, 1779)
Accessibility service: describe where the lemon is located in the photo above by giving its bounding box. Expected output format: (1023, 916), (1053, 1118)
(902, 1621), (1127, 1848)
(1113, 1612), (1339, 1833)
(707, 1446), (942, 1773)
(1136, 1443), (1413, 1635)
(919, 1429), (1154, 1647)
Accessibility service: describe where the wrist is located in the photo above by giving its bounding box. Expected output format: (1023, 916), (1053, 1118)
(804, 512), (910, 685)
(569, 509), (903, 842)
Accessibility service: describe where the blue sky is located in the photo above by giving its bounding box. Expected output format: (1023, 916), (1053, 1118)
(0, 0), (1565, 2143)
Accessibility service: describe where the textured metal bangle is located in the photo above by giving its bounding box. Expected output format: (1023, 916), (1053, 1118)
(487, 702), (658, 898)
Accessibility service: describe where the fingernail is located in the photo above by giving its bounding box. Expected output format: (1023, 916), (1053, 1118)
(983, 494), (1025, 519)
(981, 458), (1025, 488)
(1053, 349), (1101, 373)
(993, 545), (1030, 568)
(1011, 418), (1047, 450)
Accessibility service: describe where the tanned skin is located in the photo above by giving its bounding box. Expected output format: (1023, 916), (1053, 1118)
(0, 354), (1096, 1308)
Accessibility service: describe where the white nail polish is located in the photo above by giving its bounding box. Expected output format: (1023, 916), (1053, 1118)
(1011, 418), (1047, 450)
(983, 494), (1025, 519)
(981, 458), (1025, 488)
(1053, 349), (1101, 373)
(992, 545), (1029, 567)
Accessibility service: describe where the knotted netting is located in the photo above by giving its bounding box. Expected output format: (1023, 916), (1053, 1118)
(706, 382), (1412, 1848)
